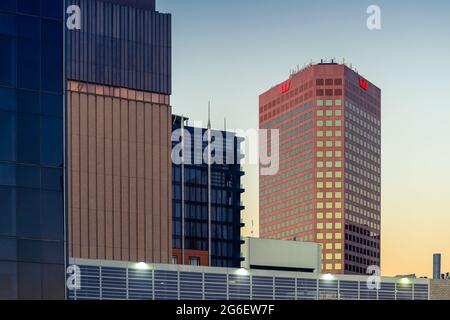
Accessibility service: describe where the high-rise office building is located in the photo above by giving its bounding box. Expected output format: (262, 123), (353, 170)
(171, 115), (245, 268)
(66, 0), (173, 263)
(259, 61), (381, 275)
(0, 0), (65, 299)
(433, 254), (442, 280)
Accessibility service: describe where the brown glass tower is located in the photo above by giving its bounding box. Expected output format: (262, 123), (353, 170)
(66, 0), (173, 264)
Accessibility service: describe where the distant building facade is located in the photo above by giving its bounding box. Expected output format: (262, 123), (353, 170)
(171, 116), (245, 268)
(259, 62), (381, 275)
(433, 253), (442, 280)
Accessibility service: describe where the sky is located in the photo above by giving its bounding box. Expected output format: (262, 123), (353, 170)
(157, 0), (450, 277)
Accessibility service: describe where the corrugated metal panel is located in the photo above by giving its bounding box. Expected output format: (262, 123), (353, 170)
(66, 0), (171, 94)
(68, 262), (431, 301)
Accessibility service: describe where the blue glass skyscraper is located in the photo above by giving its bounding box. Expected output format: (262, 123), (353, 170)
(0, 0), (65, 299)
(172, 116), (245, 268)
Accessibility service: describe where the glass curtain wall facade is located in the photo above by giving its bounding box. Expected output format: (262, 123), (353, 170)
(0, 0), (65, 299)
(172, 116), (245, 268)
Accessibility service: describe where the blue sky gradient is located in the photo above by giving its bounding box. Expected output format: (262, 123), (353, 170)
(158, 0), (450, 276)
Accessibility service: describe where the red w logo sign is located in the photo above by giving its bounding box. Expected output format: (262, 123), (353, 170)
(359, 78), (369, 90)
(279, 80), (291, 94)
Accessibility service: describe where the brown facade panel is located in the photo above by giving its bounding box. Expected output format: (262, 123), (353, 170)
(67, 84), (172, 264)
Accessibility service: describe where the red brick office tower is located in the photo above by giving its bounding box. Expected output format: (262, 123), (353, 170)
(259, 61), (381, 274)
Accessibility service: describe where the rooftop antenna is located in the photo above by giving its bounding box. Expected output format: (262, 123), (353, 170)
(180, 114), (185, 265)
(207, 101), (212, 267)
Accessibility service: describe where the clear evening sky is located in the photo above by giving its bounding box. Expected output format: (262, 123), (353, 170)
(158, 0), (450, 277)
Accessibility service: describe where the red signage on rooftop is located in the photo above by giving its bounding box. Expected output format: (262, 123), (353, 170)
(279, 80), (291, 94)
(359, 78), (369, 90)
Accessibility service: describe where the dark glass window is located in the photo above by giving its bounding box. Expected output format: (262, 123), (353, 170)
(16, 165), (40, 189)
(0, 261), (18, 300)
(17, 113), (40, 164)
(17, 0), (41, 16)
(17, 262), (42, 300)
(0, 35), (16, 86)
(17, 90), (40, 114)
(17, 239), (41, 263)
(0, 1), (18, 12)
(0, 238), (17, 261)
(41, 264), (64, 299)
(41, 117), (62, 166)
(0, 187), (16, 236)
(40, 190), (63, 240)
(42, 19), (62, 44)
(16, 188), (41, 238)
(0, 163), (16, 186)
(17, 38), (40, 90)
(41, 168), (62, 191)
(0, 86), (16, 111)
(40, 241), (63, 264)
(41, 0), (63, 19)
(41, 93), (61, 117)
(16, 15), (40, 40)
(2, 0), (65, 300)
(41, 43), (62, 93)
(0, 110), (16, 161)
(0, 13), (15, 36)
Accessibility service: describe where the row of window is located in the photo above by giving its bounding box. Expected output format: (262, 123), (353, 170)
(317, 232), (342, 240)
(263, 222), (314, 234)
(317, 161), (342, 168)
(317, 120), (342, 127)
(260, 173), (313, 196)
(260, 168), (312, 189)
(345, 191), (380, 212)
(0, 0), (64, 19)
(345, 213), (380, 232)
(260, 102), (313, 129)
(345, 120), (380, 147)
(281, 142), (313, 159)
(317, 109), (342, 117)
(0, 186), (63, 240)
(261, 190), (313, 206)
(345, 100), (380, 127)
(0, 35), (62, 92)
(260, 201), (313, 221)
(345, 203), (380, 223)
(0, 110), (63, 166)
(317, 99), (342, 107)
(0, 12), (62, 43)
(346, 152), (380, 175)
(345, 131), (380, 158)
(317, 130), (342, 138)
(316, 89), (343, 97)
(281, 121), (313, 142)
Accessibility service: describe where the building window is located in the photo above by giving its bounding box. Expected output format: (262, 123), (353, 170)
(189, 257), (201, 266)
(172, 256), (178, 265)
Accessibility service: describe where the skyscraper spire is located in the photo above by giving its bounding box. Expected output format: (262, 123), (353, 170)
(207, 101), (211, 129)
